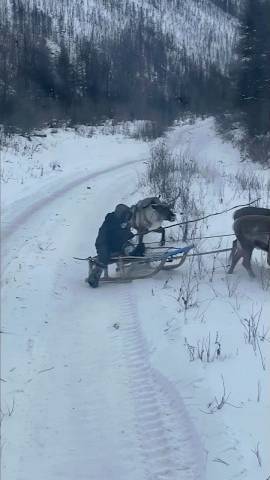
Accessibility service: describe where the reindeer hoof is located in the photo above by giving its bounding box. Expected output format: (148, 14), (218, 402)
(160, 240), (165, 246)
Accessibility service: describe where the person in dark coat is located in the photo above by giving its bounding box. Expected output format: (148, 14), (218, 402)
(87, 204), (144, 288)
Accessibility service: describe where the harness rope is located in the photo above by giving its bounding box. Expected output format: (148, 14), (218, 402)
(74, 198), (269, 261)
(143, 232), (236, 246)
(144, 230), (270, 248)
(132, 197), (261, 237)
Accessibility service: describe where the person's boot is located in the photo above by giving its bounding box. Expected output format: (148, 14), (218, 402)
(87, 264), (103, 288)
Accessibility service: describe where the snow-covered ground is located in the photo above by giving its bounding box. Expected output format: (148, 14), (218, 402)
(1, 118), (270, 480)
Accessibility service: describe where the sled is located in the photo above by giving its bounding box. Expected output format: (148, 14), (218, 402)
(86, 245), (194, 284)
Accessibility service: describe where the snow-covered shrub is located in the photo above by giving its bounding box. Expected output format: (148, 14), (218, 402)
(234, 169), (263, 201)
(130, 121), (166, 141)
(246, 135), (270, 167)
(239, 307), (267, 370)
(146, 142), (199, 206)
(184, 332), (222, 363)
(176, 256), (199, 316)
(146, 140), (179, 204)
(145, 141), (203, 241)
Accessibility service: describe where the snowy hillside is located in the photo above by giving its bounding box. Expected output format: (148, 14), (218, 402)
(1, 119), (270, 480)
(3, 0), (237, 74)
(1, 0), (243, 132)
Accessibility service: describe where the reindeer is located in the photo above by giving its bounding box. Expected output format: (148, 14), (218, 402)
(131, 197), (176, 246)
(230, 206), (270, 259)
(228, 215), (270, 277)
(233, 206), (270, 221)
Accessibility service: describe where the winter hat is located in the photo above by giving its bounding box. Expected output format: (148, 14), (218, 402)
(114, 204), (132, 222)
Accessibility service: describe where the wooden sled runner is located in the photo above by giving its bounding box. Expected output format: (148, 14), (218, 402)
(86, 245), (194, 284)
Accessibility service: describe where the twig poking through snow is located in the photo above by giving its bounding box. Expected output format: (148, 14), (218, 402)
(257, 381), (262, 402)
(251, 442), (262, 467)
(7, 399), (15, 417)
(38, 367), (55, 374)
(201, 375), (242, 414)
(213, 457), (230, 466)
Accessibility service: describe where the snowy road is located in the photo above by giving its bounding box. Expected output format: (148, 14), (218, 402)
(1, 159), (205, 480)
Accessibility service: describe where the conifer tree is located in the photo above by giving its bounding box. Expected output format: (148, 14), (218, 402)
(236, 0), (270, 136)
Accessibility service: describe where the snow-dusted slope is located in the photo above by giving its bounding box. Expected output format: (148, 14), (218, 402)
(5, 0), (238, 74)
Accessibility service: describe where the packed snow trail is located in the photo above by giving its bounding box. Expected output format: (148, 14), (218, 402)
(1, 160), (205, 479)
(1, 159), (142, 242)
(1, 158), (141, 276)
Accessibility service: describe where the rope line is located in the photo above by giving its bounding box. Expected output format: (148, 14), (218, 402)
(186, 247), (232, 258)
(144, 232), (235, 246)
(133, 197), (261, 237)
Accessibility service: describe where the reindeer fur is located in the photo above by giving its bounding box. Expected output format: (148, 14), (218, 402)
(228, 215), (270, 277)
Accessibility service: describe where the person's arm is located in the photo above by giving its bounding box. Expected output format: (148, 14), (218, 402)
(123, 227), (134, 242)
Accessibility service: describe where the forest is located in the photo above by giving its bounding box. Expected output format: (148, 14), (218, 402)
(0, 0), (269, 161)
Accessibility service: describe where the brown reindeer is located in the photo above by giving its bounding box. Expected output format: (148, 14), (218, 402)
(228, 215), (270, 277)
(230, 207), (270, 260)
(233, 206), (270, 221)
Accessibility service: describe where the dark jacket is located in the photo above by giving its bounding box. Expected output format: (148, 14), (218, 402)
(95, 212), (134, 265)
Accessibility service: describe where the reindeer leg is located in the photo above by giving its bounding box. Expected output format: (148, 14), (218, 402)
(103, 266), (109, 279)
(138, 233), (144, 246)
(228, 239), (237, 265)
(160, 227), (165, 246)
(227, 241), (242, 274)
(242, 248), (255, 278)
(154, 227), (165, 246)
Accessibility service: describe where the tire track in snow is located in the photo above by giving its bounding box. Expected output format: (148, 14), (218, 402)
(119, 285), (206, 480)
(1, 158), (141, 242)
(0, 159), (142, 279)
